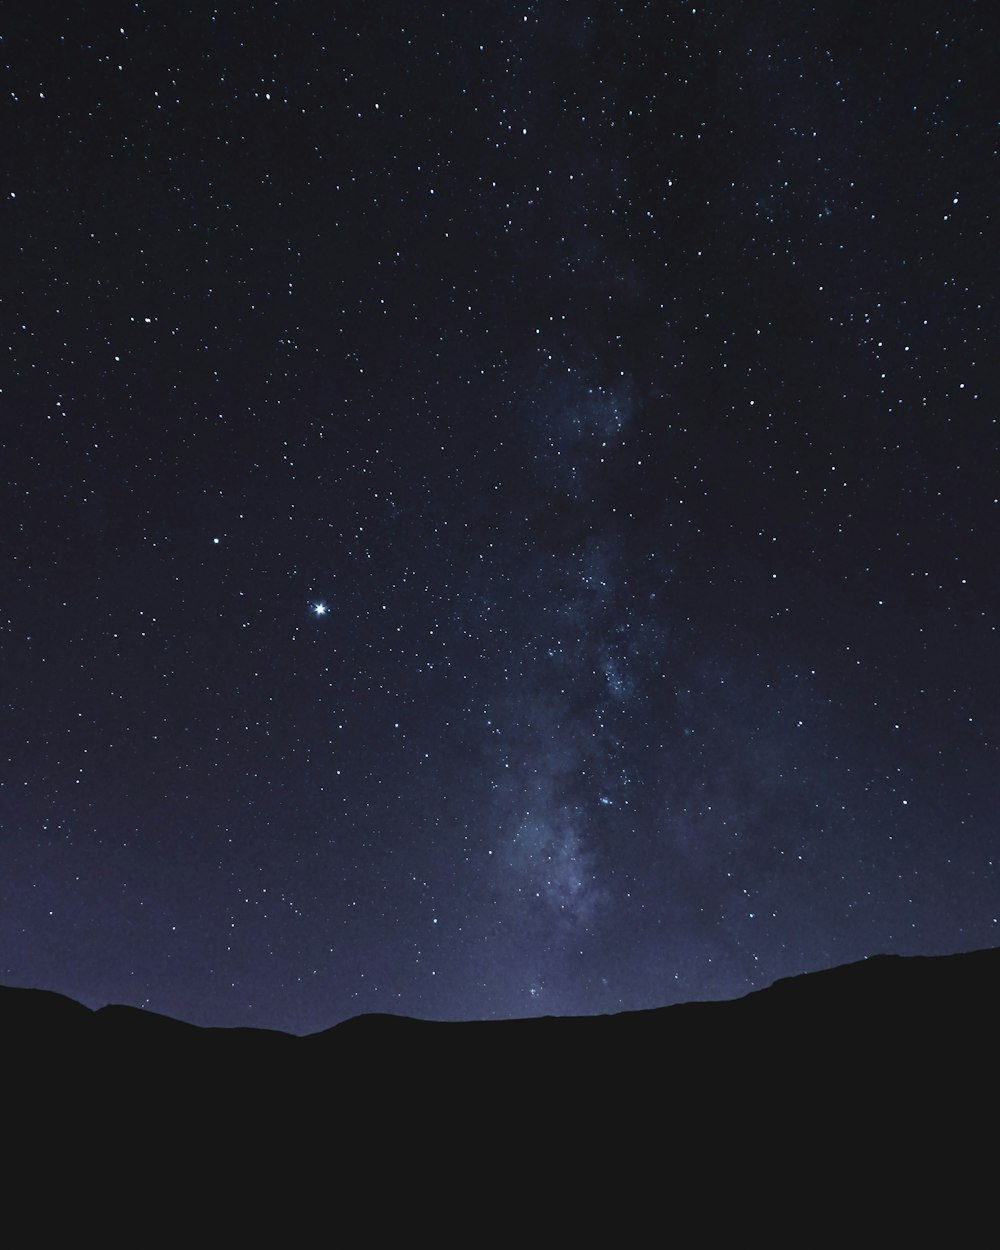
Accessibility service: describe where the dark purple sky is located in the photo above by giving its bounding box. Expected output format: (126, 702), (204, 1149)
(3, 1), (996, 1033)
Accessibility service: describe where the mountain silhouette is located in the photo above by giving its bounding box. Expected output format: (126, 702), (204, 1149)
(5, 948), (995, 1231)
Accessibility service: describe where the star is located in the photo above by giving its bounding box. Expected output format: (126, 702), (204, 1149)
(310, 602), (328, 617)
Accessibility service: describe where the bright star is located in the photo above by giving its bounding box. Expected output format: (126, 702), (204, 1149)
(311, 601), (328, 617)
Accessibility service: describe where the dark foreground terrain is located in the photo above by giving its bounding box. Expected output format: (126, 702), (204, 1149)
(5, 948), (996, 1231)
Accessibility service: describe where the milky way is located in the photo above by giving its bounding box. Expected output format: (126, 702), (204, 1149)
(2, 1), (996, 1032)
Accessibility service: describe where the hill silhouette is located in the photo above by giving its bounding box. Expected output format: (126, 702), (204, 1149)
(6, 947), (996, 1115)
(5, 948), (995, 1231)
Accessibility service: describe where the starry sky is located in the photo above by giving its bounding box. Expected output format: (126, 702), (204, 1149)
(2, 1), (997, 1034)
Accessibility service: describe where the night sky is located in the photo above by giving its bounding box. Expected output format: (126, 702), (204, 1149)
(3, 1), (997, 1034)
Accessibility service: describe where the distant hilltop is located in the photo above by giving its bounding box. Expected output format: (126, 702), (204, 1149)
(4, 946), (996, 1228)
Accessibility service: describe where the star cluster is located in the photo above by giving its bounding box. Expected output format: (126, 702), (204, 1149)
(2, 1), (996, 1032)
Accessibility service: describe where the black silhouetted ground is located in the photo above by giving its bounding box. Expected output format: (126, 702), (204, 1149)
(5, 948), (995, 1232)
